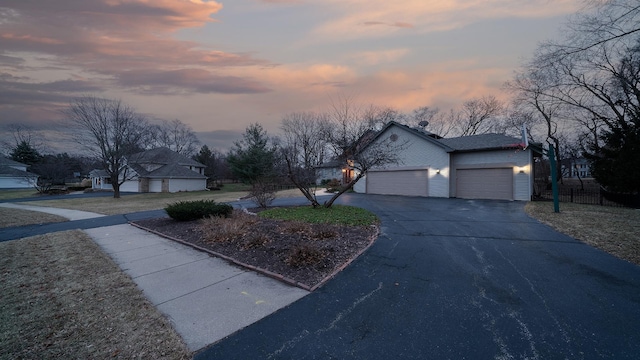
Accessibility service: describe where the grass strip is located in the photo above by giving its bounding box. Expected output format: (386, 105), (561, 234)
(0, 230), (190, 359)
(259, 205), (378, 226)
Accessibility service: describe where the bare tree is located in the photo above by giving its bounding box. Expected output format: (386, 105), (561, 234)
(505, 67), (566, 181)
(280, 112), (331, 206)
(411, 106), (455, 137)
(149, 119), (200, 156)
(280, 95), (408, 207)
(323, 131), (407, 208)
(65, 96), (149, 198)
(452, 95), (505, 136)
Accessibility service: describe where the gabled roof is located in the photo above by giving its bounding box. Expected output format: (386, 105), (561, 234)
(365, 121), (455, 152)
(128, 147), (205, 168)
(0, 165), (38, 178)
(439, 134), (525, 152)
(144, 163), (207, 179)
(0, 157), (28, 167)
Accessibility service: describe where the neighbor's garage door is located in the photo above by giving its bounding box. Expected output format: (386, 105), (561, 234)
(456, 168), (513, 200)
(366, 170), (428, 197)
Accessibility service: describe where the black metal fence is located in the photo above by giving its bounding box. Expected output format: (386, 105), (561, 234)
(535, 187), (640, 208)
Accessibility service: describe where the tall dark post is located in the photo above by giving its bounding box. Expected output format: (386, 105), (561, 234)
(548, 144), (560, 213)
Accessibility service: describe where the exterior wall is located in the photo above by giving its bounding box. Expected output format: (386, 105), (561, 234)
(317, 167), (343, 184)
(0, 177), (34, 189)
(358, 125), (450, 197)
(168, 178), (207, 192)
(450, 149), (533, 201)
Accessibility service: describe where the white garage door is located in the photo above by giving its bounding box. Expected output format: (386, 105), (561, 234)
(366, 170), (428, 197)
(456, 168), (513, 200)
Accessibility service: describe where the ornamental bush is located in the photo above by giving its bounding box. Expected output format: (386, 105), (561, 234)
(165, 200), (233, 221)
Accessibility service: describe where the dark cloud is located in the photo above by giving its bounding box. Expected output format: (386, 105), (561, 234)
(0, 74), (104, 106)
(116, 69), (271, 95)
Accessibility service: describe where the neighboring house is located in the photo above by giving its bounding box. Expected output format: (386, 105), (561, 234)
(316, 159), (347, 184)
(0, 157), (38, 189)
(351, 121), (538, 201)
(562, 157), (592, 179)
(89, 147), (207, 193)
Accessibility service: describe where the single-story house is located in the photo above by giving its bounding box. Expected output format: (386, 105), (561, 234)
(90, 147), (207, 193)
(351, 121), (538, 201)
(0, 157), (38, 189)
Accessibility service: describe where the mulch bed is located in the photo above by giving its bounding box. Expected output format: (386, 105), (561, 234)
(132, 213), (378, 291)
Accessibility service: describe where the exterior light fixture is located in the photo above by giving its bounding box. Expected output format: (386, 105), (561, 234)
(436, 169), (441, 174)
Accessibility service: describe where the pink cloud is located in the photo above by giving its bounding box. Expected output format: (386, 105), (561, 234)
(0, 0), (269, 96)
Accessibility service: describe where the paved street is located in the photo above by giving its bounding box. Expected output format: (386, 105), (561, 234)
(197, 194), (640, 359)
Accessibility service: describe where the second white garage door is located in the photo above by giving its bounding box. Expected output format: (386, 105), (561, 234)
(366, 169), (429, 197)
(456, 168), (513, 200)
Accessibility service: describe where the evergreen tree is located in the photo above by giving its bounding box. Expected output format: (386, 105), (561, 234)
(226, 124), (276, 184)
(10, 140), (42, 165)
(586, 122), (640, 194)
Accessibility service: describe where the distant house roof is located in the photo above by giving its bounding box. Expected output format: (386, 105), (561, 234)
(316, 159), (344, 169)
(89, 148), (207, 180)
(0, 165), (38, 178)
(0, 157), (28, 167)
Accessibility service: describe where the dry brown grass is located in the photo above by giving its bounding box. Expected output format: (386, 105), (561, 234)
(0, 208), (68, 228)
(199, 210), (259, 243)
(23, 191), (248, 215)
(17, 188), (307, 216)
(0, 231), (191, 359)
(525, 202), (640, 265)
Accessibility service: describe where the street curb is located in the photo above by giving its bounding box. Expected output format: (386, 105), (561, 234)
(128, 222), (379, 292)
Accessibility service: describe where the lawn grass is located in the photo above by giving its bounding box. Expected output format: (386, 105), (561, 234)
(23, 190), (249, 215)
(259, 205), (378, 226)
(0, 189), (40, 200)
(0, 230), (190, 359)
(525, 201), (640, 265)
(17, 188), (306, 216)
(0, 208), (68, 228)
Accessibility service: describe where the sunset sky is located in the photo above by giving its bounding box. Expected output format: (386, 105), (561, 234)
(0, 0), (582, 154)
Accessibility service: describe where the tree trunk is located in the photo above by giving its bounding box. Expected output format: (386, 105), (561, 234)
(111, 175), (121, 198)
(323, 173), (363, 208)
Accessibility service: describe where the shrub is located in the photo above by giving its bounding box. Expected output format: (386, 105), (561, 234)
(165, 200), (233, 221)
(286, 245), (325, 267)
(199, 210), (258, 242)
(250, 181), (276, 208)
(325, 178), (341, 193)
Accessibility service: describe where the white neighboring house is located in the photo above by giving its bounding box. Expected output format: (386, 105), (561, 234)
(350, 121), (538, 201)
(0, 157), (39, 189)
(89, 147), (207, 193)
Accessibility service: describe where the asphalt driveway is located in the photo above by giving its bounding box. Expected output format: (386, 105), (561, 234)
(197, 194), (640, 359)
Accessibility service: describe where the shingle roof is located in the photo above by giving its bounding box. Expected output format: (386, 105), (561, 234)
(0, 157), (28, 167)
(0, 165), (37, 178)
(145, 163), (207, 179)
(439, 134), (525, 152)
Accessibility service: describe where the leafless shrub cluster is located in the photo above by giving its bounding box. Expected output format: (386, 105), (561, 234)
(286, 245), (326, 268)
(199, 210), (258, 243)
(278, 221), (311, 235)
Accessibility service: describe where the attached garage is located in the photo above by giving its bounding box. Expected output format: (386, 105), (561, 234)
(366, 169), (429, 197)
(456, 168), (513, 200)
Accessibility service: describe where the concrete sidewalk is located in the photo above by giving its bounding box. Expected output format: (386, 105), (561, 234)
(6, 204), (309, 352)
(85, 225), (308, 351)
(0, 202), (105, 220)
